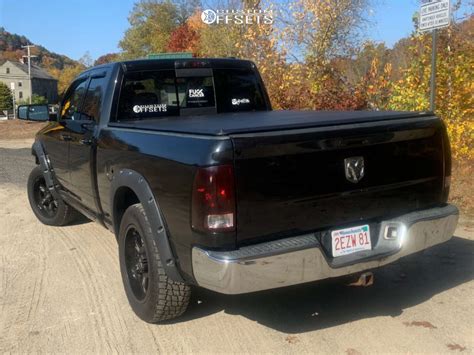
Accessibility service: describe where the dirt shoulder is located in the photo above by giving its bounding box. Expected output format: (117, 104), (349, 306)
(0, 120), (47, 140)
(450, 160), (474, 217)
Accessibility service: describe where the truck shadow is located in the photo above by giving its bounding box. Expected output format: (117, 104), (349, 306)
(178, 236), (473, 333)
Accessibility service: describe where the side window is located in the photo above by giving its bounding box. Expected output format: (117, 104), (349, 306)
(117, 70), (178, 121)
(81, 76), (106, 122)
(60, 78), (88, 120)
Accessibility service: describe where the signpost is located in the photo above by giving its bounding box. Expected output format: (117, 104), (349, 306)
(10, 82), (16, 120)
(419, 0), (450, 112)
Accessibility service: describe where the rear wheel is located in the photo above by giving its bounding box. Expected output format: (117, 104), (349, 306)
(118, 203), (191, 322)
(27, 165), (78, 226)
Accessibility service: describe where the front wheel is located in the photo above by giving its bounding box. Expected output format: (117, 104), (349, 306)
(27, 165), (78, 226)
(118, 203), (191, 322)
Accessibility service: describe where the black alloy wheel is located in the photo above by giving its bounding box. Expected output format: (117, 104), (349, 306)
(124, 226), (150, 301)
(32, 175), (59, 218)
(27, 165), (80, 226)
(118, 203), (191, 322)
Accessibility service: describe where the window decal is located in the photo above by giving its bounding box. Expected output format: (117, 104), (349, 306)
(189, 89), (205, 98)
(133, 104), (167, 114)
(231, 98), (250, 106)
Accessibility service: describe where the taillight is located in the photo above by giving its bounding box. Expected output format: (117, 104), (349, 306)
(441, 123), (452, 202)
(192, 165), (236, 233)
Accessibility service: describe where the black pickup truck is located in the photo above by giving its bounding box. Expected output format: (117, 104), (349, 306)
(19, 58), (458, 323)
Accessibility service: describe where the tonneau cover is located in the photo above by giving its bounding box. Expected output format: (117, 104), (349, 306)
(110, 110), (432, 136)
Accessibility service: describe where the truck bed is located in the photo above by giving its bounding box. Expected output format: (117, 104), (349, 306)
(110, 110), (433, 136)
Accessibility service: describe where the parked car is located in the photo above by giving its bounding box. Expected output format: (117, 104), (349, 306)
(19, 58), (458, 323)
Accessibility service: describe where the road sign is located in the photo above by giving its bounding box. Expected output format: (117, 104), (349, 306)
(419, 0), (450, 32)
(419, 0), (451, 112)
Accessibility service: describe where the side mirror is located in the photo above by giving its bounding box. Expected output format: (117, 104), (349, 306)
(17, 104), (56, 122)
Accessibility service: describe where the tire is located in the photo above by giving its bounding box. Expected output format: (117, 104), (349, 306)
(27, 165), (78, 226)
(118, 203), (191, 323)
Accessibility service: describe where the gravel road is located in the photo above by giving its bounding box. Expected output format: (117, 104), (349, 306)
(0, 139), (473, 354)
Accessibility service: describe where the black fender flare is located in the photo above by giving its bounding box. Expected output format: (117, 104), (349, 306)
(31, 141), (61, 200)
(110, 169), (184, 283)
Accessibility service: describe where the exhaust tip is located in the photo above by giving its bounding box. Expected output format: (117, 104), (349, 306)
(349, 272), (374, 287)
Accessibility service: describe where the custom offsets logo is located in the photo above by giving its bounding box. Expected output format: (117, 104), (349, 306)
(133, 104), (167, 113)
(201, 9), (273, 25)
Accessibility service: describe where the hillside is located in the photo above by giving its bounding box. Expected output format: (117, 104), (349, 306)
(0, 27), (87, 94)
(0, 27), (78, 70)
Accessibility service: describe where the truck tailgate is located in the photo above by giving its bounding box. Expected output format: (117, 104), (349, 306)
(231, 115), (445, 245)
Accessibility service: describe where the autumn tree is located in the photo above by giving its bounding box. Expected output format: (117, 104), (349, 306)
(389, 14), (474, 159)
(351, 57), (393, 110)
(388, 37), (413, 81)
(0, 27), (77, 70)
(168, 11), (204, 54)
(94, 53), (120, 66)
(119, 0), (200, 59)
(339, 41), (390, 86)
(48, 63), (86, 95)
(278, 0), (372, 109)
(167, 22), (199, 53)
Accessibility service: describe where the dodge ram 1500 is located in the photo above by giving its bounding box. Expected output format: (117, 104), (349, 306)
(19, 58), (458, 323)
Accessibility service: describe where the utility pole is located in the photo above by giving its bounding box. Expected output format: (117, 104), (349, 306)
(21, 44), (36, 104)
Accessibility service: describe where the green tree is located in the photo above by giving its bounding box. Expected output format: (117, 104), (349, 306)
(197, 23), (241, 57)
(17, 94), (48, 105)
(119, 0), (181, 59)
(31, 94), (48, 104)
(0, 82), (13, 110)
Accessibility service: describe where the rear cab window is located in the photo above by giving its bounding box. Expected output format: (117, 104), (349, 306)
(115, 66), (268, 121)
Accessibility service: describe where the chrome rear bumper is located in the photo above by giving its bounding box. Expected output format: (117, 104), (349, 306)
(192, 204), (459, 294)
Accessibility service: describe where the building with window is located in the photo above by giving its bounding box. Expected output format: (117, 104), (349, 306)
(0, 60), (58, 104)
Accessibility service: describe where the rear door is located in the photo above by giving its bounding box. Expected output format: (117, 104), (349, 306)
(67, 72), (108, 213)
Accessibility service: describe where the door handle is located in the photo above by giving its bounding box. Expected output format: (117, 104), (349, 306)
(60, 134), (72, 141)
(80, 138), (93, 145)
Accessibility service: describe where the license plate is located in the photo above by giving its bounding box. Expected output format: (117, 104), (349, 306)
(331, 224), (371, 257)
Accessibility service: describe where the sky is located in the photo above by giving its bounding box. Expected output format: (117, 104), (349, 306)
(0, 0), (430, 61)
